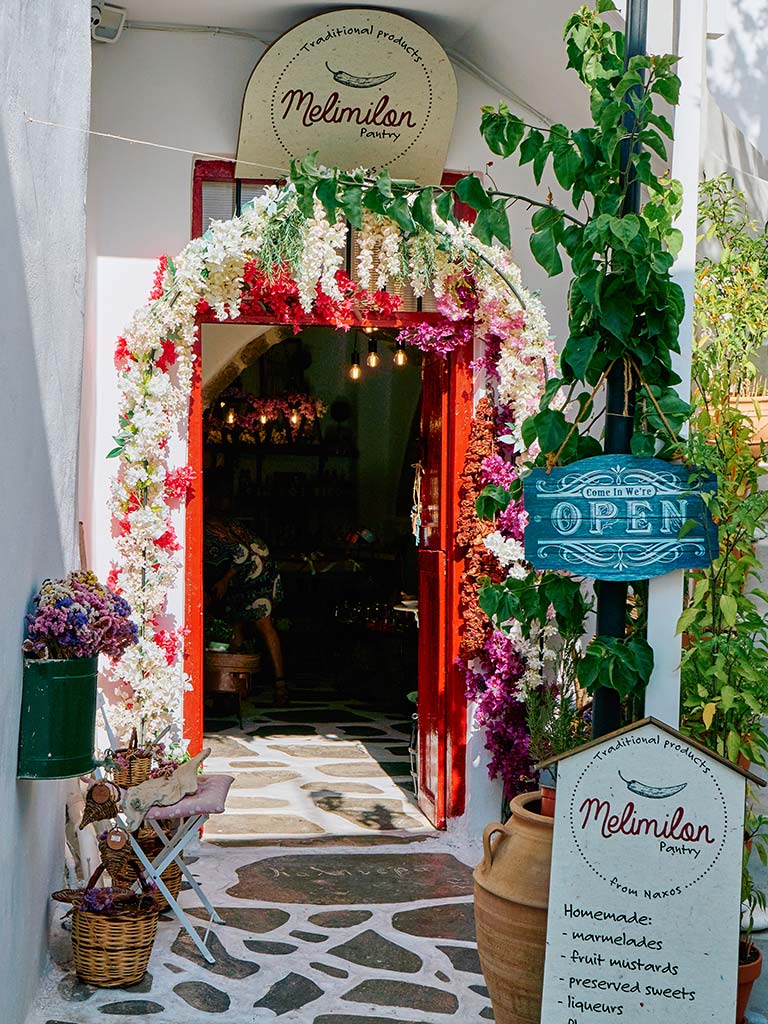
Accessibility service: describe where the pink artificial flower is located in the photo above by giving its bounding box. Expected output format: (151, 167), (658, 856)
(480, 454), (516, 490)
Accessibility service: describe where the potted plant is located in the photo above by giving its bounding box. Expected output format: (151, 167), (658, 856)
(677, 174), (768, 1022)
(18, 571), (137, 779)
(205, 617), (233, 652)
(696, 175), (768, 457)
(738, 813), (768, 1023)
(679, 176), (768, 770)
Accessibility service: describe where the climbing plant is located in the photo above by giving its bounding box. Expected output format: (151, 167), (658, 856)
(470, 0), (685, 717)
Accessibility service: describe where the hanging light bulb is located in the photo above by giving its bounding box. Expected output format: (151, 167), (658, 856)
(394, 339), (408, 367)
(226, 407), (236, 425)
(362, 325), (377, 335)
(259, 413), (268, 426)
(349, 350), (362, 381)
(289, 408), (300, 427)
(366, 336), (380, 368)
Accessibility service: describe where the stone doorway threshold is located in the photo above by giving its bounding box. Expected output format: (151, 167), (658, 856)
(27, 693), (494, 1023)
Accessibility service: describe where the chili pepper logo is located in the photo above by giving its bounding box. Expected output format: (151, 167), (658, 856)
(618, 771), (688, 800)
(325, 62), (397, 89)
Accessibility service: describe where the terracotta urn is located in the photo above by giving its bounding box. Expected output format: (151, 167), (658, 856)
(473, 791), (554, 1024)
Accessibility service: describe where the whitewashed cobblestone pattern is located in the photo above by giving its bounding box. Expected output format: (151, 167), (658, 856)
(28, 693), (493, 1023)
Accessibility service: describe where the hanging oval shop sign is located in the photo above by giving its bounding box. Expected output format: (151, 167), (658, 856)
(523, 456), (718, 581)
(235, 9), (457, 184)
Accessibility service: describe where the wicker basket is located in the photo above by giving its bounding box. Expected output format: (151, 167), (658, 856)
(111, 755), (152, 788)
(100, 829), (183, 912)
(53, 865), (159, 989)
(72, 903), (158, 987)
(110, 728), (152, 788)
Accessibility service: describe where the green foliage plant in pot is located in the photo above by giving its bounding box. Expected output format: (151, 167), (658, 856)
(737, 811), (768, 1022)
(205, 617), (234, 652)
(19, 571), (138, 779)
(679, 176), (768, 771)
(677, 176), (768, 1020)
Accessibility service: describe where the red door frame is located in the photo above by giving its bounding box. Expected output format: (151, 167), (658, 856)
(184, 163), (474, 822)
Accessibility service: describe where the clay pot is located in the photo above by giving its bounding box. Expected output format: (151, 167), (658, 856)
(204, 651), (261, 694)
(540, 785), (556, 817)
(474, 791), (554, 1024)
(737, 943), (762, 1023)
(733, 396), (768, 456)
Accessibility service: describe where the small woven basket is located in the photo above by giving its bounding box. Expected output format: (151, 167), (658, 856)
(72, 904), (158, 987)
(99, 828), (183, 912)
(110, 728), (152, 788)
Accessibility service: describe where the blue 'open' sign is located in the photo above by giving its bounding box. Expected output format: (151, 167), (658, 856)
(523, 455), (717, 581)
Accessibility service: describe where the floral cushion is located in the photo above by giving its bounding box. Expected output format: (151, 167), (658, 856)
(144, 774), (234, 820)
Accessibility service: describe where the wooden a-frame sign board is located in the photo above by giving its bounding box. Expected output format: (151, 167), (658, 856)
(540, 718), (760, 1024)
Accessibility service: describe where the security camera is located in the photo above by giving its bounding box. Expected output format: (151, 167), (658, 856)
(91, 2), (126, 44)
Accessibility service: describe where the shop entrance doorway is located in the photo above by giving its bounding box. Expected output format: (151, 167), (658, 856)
(182, 164), (474, 828)
(185, 321), (472, 829)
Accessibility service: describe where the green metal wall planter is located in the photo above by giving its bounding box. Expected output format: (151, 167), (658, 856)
(17, 657), (99, 779)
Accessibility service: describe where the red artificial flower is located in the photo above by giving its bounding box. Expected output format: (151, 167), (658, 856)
(153, 627), (179, 665)
(165, 466), (196, 504)
(156, 339), (177, 372)
(114, 336), (134, 369)
(155, 525), (180, 552)
(106, 566), (121, 592)
(148, 255), (169, 302)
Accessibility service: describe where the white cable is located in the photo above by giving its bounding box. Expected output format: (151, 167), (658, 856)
(124, 20), (269, 43)
(445, 49), (552, 127)
(23, 114), (290, 177)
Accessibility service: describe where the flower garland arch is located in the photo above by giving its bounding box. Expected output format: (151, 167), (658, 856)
(107, 175), (555, 747)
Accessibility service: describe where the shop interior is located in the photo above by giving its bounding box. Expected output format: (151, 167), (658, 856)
(201, 324), (423, 736)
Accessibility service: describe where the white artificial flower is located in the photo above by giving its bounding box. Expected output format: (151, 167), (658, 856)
(109, 173), (557, 739)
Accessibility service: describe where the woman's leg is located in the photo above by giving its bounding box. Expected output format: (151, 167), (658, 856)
(253, 615), (288, 704)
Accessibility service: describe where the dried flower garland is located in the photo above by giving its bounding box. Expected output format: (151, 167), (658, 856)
(107, 177), (553, 742)
(456, 399), (534, 796)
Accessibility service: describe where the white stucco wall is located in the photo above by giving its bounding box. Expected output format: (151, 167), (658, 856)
(0, 2), (90, 1020)
(83, 22), (577, 821)
(707, 0), (768, 160)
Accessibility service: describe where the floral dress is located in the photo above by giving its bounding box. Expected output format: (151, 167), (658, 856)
(204, 519), (282, 620)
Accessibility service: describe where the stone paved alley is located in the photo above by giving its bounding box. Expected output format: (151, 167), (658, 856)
(26, 687), (493, 1023)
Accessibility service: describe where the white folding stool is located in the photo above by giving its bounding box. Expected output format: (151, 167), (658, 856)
(95, 696), (233, 963)
(122, 774), (234, 964)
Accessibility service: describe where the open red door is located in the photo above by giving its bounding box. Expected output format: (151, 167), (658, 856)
(417, 354), (449, 826)
(416, 341), (474, 828)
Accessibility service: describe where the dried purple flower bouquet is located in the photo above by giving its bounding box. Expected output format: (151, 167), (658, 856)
(24, 571), (138, 660)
